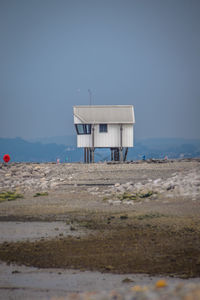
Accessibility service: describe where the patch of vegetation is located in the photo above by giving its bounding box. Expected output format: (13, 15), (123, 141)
(77, 219), (101, 230)
(138, 191), (153, 198)
(103, 196), (109, 201)
(136, 213), (165, 220)
(33, 192), (48, 197)
(118, 192), (137, 201)
(120, 215), (128, 220)
(0, 191), (23, 203)
(12, 270), (20, 274)
(183, 227), (195, 233)
(117, 191), (154, 201)
(122, 277), (134, 283)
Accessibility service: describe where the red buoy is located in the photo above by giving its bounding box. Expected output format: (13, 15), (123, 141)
(3, 154), (10, 163)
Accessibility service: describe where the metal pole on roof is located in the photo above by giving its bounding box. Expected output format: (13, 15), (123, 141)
(88, 89), (92, 105)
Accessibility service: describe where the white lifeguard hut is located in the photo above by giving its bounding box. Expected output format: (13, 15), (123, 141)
(73, 105), (135, 163)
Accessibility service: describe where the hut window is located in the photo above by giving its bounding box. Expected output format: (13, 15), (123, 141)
(75, 124), (91, 135)
(99, 124), (107, 133)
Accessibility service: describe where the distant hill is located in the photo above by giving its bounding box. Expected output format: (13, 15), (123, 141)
(29, 135), (76, 146)
(0, 136), (200, 162)
(0, 137), (82, 163)
(128, 138), (200, 160)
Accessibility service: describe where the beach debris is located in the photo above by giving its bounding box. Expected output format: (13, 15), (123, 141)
(3, 154), (10, 163)
(155, 279), (167, 288)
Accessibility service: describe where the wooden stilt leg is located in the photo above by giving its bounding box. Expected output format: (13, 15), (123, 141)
(120, 147), (123, 163)
(88, 148), (90, 163)
(111, 149), (113, 161)
(86, 148), (89, 163)
(124, 147), (128, 162)
(89, 148), (92, 163)
(84, 148), (86, 163)
(91, 149), (94, 163)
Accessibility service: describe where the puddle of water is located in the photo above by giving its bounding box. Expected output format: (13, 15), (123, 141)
(0, 221), (84, 242)
(0, 262), (200, 300)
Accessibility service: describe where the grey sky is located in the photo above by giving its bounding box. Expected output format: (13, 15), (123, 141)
(0, 0), (200, 139)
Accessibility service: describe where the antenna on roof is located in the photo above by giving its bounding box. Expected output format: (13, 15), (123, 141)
(88, 89), (92, 105)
